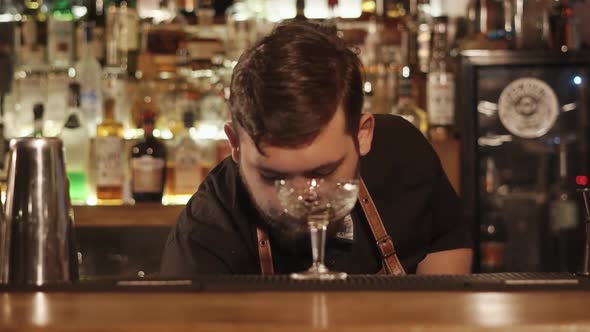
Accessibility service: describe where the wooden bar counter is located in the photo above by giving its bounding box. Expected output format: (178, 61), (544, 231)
(2, 290), (590, 331)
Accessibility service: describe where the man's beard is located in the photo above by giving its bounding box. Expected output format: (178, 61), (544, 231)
(237, 161), (360, 255)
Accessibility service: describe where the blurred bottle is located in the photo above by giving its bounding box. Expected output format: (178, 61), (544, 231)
(106, 0), (139, 76)
(32, 102), (44, 137)
(77, 0), (106, 64)
(4, 0), (46, 138)
(362, 1), (401, 114)
(95, 98), (125, 204)
(131, 110), (166, 202)
(60, 82), (90, 204)
(462, 0), (514, 50)
(75, 21), (103, 137)
(514, 0), (551, 49)
(20, 0), (48, 67)
(548, 0), (578, 52)
(225, 0), (256, 61)
(165, 110), (202, 204)
(479, 156), (507, 273)
(549, 138), (579, 272)
(400, 0), (426, 109)
(427, 16), (461, 195)
(427, 16), (454, 130)
(391, 74), (428, 136)
(414, 0), (431, 74)
(0, 0), (20, 100)
(0, 0), (21, 54)
(48, 0), (75, 69)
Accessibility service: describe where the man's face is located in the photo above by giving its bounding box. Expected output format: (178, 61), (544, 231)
(226, 109), (374, 239)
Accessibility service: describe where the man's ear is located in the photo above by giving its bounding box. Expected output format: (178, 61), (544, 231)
(224, 122), (240, 163)
(357, 113), (375, 157)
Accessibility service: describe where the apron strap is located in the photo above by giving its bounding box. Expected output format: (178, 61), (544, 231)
(256, 225), (274, 275)
(358, 179), (406, 276)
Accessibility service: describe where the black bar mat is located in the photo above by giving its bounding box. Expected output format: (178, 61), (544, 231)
(1, 273), (590, 292)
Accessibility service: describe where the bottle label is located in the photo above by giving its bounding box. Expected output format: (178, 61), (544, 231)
(96, 136), (125, 187)
(550, 200), (578, 232)
(175, 151), (202, 194)
(132, 155), (164, 193)
(48, 19), (73, 66)
(427, 73), (455, 126)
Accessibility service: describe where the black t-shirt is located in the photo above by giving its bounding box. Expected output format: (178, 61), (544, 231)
(160, 114), (473, 276)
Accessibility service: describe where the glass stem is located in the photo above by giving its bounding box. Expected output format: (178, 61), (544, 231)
(308, 213), (329, 273)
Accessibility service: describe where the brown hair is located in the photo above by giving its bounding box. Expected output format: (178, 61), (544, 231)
(229, 21), (364, 153)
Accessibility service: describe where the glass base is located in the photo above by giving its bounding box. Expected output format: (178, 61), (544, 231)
(290, 263), (347, 281)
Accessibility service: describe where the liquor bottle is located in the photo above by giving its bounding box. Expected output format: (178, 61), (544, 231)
(427, 16), (454, 132)
(33, 102), (44, 137)
(60, 82), (90, 204)
(549, 0), (577, 51)
(131, 110), (166, 202)
(48, 0), (75, 69)
(0, 0), (19, 73)
(414, 0), (431, 74)
(20, 0), (48, 67)
(165, 110), (201, 203)
(95, 98), (125, 204)
(549, 139), (579, 272)
(106, 0), (139, 76)
(427, 16), (461, 194)
(479, 156), (507, 273)
(391, 74), (428, 136)
(197, 0), (215, 25)
(400, 0), (426, 110)
(77, 0), (106, 64)
(75, 21), (103, 137)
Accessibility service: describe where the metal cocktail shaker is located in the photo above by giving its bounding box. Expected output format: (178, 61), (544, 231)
(0, 137), (78, 285)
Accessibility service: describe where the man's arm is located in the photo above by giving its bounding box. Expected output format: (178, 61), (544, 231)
(416, 147), (474, 274)
(416, 248), (473, 274)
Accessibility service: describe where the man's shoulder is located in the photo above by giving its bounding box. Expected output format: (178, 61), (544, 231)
(362, 114), (439, 188)
(167, 158), (258, 273)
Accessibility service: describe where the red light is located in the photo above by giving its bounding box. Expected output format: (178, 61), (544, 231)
(576, 176), (589, 186)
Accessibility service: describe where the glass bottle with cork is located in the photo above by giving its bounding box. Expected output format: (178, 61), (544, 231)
(60, 81), (90, 204)
(131, 110), (166, 203)
(95, 97), (125, 204)
(75, 21), (103, 137)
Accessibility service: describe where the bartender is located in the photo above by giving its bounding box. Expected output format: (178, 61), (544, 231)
(160, 21), (473, 276)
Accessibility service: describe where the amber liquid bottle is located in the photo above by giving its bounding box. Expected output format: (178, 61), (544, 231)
(131, 110), (167, 202)
(95, 98), (125, 203)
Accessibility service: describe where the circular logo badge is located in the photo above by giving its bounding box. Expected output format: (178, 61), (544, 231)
(498, 78), (559, 139)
